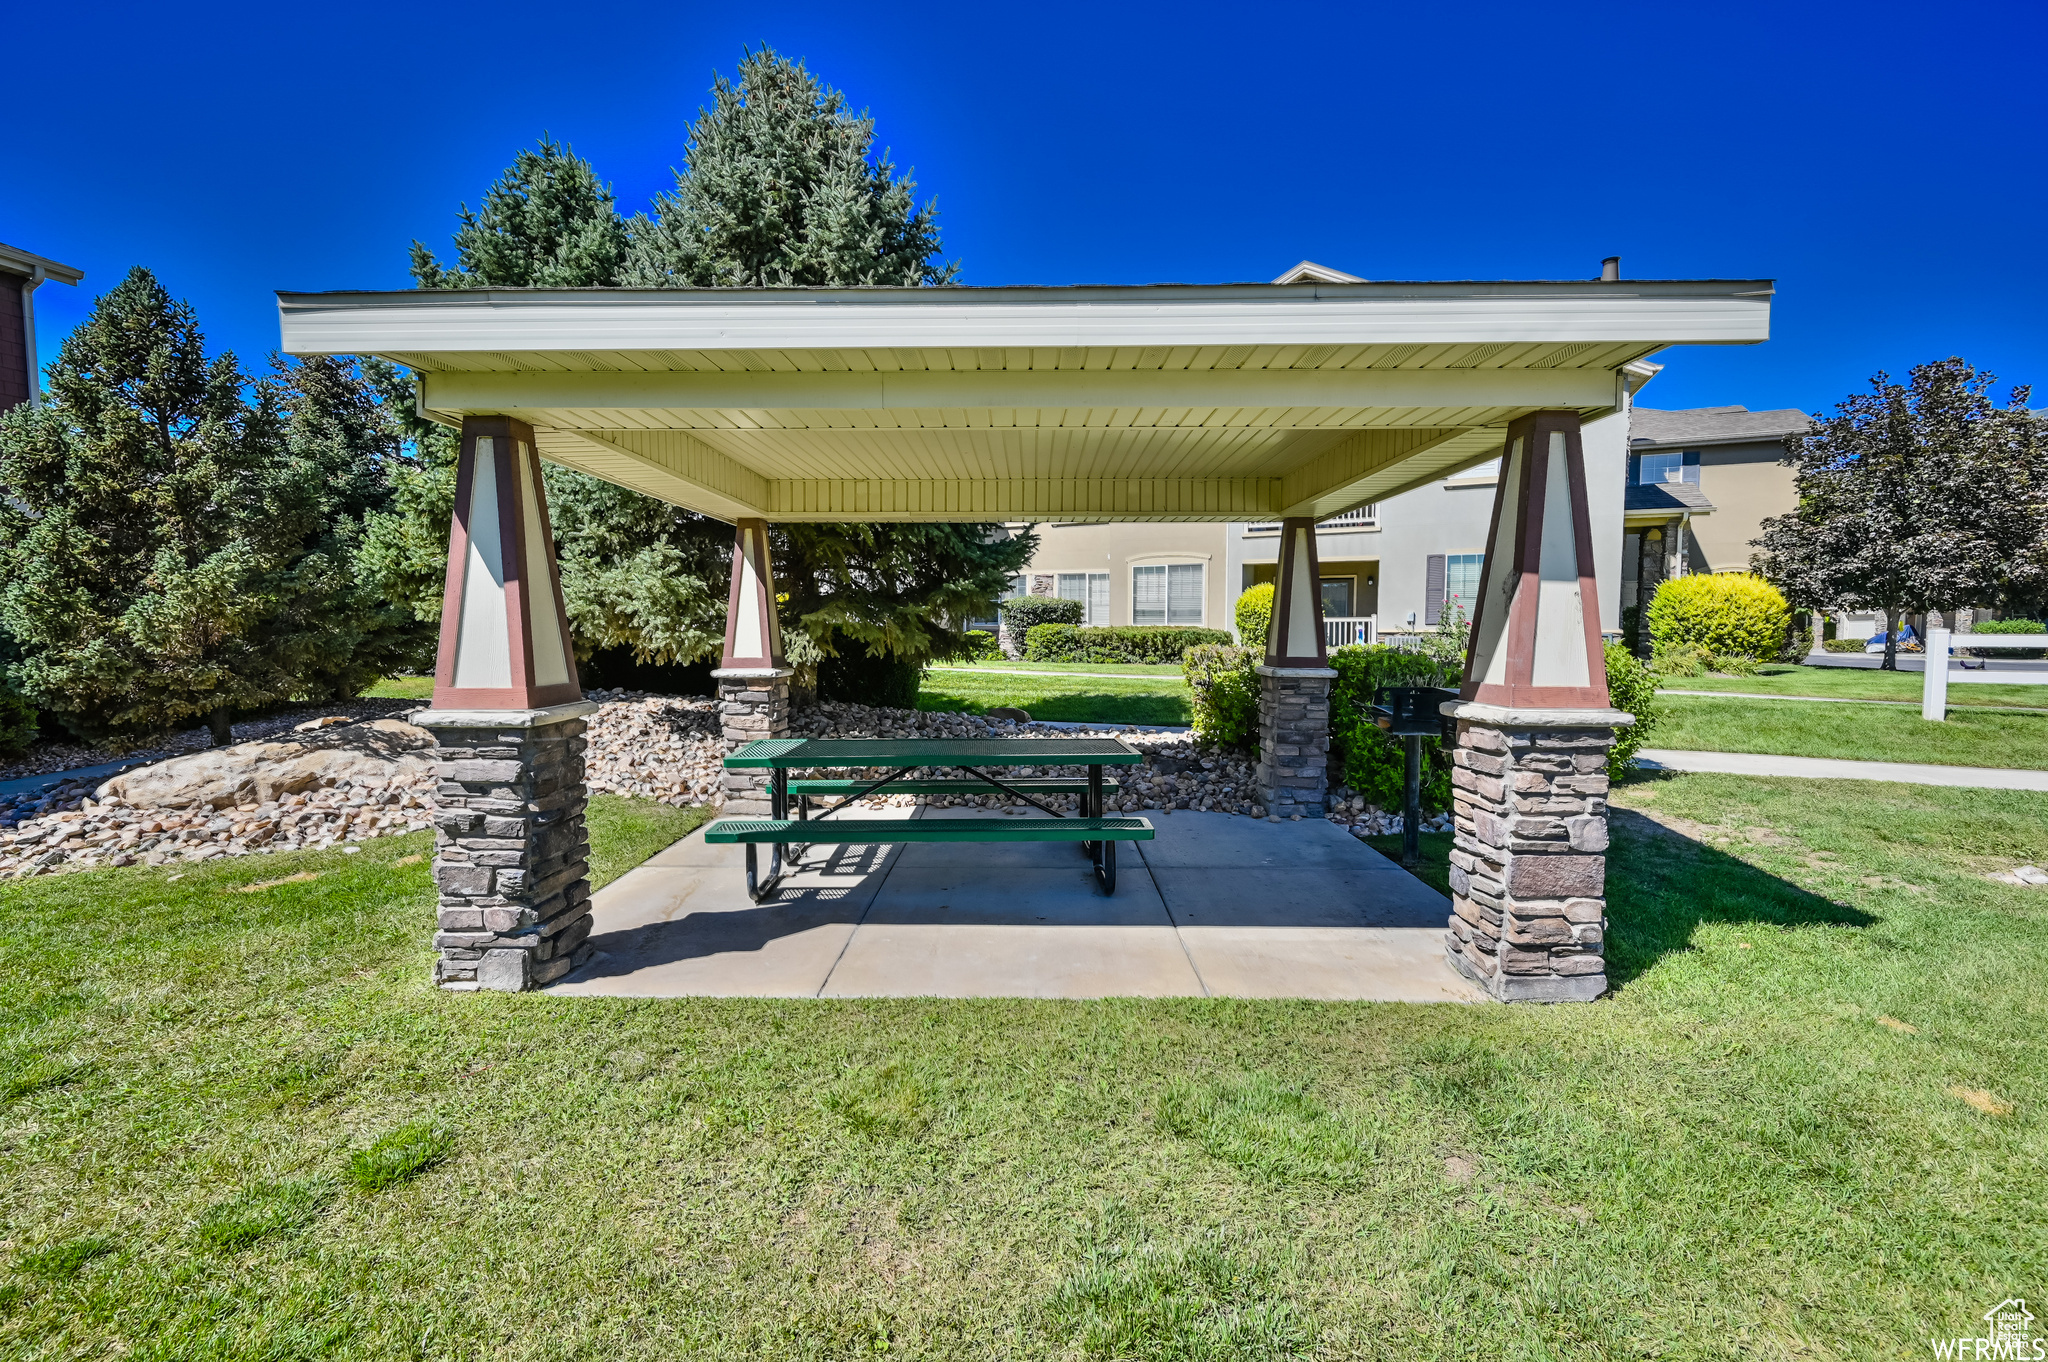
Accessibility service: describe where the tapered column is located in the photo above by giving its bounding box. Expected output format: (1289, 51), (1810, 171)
(1444, 411), (1630, 1002)
(1255, 516), (1335, 818)
(714, 518), (792, 816)
(415, 415), (595, 992)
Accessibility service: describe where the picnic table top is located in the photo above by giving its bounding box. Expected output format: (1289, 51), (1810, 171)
(723, 736), (1144, 769)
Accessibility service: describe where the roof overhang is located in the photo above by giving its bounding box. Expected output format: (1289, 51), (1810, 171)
(0, 242), (84, 286)
(278, 278), (1772, 524)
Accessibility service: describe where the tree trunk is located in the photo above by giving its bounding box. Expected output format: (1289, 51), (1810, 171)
(207, 706), (233, 747)
(1881, 607), (1898, 671)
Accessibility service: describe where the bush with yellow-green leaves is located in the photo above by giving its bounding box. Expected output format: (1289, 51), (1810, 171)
(1646, 572), (1790, 660)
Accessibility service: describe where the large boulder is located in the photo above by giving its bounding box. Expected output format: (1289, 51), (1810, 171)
(96, 718), (437, 809)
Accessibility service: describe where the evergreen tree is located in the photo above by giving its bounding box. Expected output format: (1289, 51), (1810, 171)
(623, 47), (956, 287)
(0, 269), (412, 744)
(409, 137), (632, 288)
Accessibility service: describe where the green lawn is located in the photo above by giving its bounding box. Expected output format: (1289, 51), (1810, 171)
(5, 776), (2045, 1357)
(917, 668), (1191, 725)
(1663, 662), (2048, 710)
(362, 675), (433, 700)
(933, 660), (1191, 678)
(1651, 693), (2048, 769)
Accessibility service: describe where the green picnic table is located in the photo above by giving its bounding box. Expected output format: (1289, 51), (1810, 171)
(703, 737), (1153, 900)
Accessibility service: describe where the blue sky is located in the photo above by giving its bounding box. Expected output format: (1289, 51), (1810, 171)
(11, 0), (2044, 416)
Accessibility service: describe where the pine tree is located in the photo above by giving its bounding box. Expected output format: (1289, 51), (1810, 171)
(622, 47), (956, 287)
(0, 269), (412, 743)
(409, 137), (632, 288)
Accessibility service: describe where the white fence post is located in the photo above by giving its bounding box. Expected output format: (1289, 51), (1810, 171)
(1922, 628), (1951, 721)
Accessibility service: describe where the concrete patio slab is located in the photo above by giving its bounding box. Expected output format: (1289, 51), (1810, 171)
(552, 800), (1482, 1002)
(1177, 926), (1482, 1001)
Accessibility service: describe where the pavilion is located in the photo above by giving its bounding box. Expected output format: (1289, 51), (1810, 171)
(279, 274), (1772, 999)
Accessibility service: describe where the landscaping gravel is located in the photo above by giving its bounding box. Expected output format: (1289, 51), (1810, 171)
(1, 688), (1435, 879)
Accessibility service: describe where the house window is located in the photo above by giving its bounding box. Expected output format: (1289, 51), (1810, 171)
(1425, 553), (1485, 626)
(1319, 577), (1354, 618)
(1057, 572), (1109, 625)
(1634, 451), (1700, 485)
(1133, 563), (1203, 625)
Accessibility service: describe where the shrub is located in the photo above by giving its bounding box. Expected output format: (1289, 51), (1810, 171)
(1970, 618), (2045, 660)
(961, 629), (1001, 662)
(1650, 641), (1711, 676)
(1645, 573), (1789, 659)
(997, 595), (1082, 634)
(1823, 638), (1866, 653)
(1329, 644), (1456, 811)
(1184, 644), (1260, 752)
(1234, 583), (1274, 648)
(1603, 641), (1659, 779)
(1024, 624), (1232, 665)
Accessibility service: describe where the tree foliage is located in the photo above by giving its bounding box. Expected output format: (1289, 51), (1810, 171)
(623, 47), (956, 288)
(0, 268), (420, 743)
(409, 137), (631, 288)
(1754, 358), (2047, 669)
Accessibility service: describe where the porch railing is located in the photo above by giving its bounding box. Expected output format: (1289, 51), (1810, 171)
(1324, 616), (1376, 648)
(1245, 506), (1379, 534)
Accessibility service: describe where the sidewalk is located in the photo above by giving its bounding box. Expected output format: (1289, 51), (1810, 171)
(1638, 748), (2048, 792)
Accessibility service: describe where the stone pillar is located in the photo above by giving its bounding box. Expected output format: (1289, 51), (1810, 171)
(1255, 516), (1334, 817)
(417, 703), (598, 991)
(1444, 705), (1630, 1001)
(418, 414), (591, 991)
(1447, 410), (1625, 1001)
(714, 517), (791, 815)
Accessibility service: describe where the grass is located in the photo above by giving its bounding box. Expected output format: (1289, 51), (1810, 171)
(1650, 693), (2048, 769)
(916, 668), (1191, 725)
(4, 772), (2047, 1356)
(1663, 662), (2048, 710)
(362, 675), (434, 700)
(934, 660), (1191, 678)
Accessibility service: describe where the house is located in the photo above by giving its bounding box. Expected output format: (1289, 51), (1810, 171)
(1001, 262), (1641, 648)
(1621, 404), (1810, 637)
(0, 243), (84, 413)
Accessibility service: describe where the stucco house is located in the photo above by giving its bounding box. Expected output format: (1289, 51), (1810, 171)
(0, 243), (83, 413)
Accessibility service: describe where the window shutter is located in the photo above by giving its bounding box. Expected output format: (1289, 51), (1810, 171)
(1627, 453), (1640, 486)
(1682, 450), (1701, 484)
(1424, 554), (1446, 626)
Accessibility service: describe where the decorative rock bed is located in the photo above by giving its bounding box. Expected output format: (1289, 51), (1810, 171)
(0, 687), (1439, 880)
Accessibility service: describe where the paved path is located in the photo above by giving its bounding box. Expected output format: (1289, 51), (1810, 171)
(550, 808), (1481, 1002)
(1639, 748), (2048, 791)
(1660, 689), (2048, 714)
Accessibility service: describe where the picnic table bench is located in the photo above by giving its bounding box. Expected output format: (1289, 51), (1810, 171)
(701, 737), (1152, 900)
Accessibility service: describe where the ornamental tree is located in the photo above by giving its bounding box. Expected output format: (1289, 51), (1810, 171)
(1754, 358), (2042, 669)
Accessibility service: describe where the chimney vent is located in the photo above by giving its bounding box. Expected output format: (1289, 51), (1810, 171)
(1601, 256), (1621, 281)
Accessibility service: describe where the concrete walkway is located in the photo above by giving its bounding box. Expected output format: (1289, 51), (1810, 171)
(549, 807), (1481, 1001)
(1638, 748), (2048, 792)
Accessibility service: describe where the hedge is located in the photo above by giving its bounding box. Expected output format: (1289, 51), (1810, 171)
(1970, 618), (2045, 660)
(1328, 644), (1458, 811)
(997, 596), (1082, 633)
(1183, 644), (1260, 750)
(1646, 572), (1789, 659)
(1024, 624), (1233, 664)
